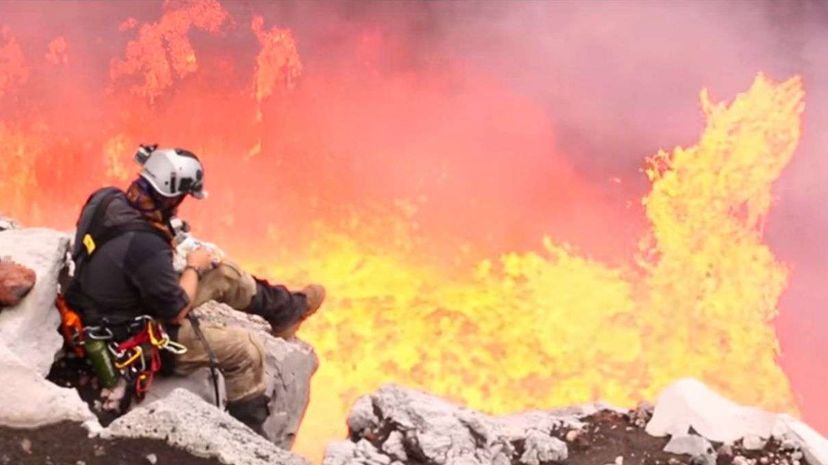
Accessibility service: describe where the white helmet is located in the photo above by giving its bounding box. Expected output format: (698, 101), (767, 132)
(135, 145), (207, 199)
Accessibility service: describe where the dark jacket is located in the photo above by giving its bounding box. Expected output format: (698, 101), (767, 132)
(65, 192), (188, 327)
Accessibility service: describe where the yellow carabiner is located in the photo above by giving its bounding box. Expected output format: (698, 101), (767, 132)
(115, 346), (143, 370)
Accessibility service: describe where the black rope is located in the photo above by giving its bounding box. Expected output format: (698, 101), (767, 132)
(186, 313), (222, 408)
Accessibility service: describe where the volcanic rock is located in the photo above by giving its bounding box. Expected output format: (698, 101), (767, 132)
(0, 259), (36, 308)
(102, 388), (308, 465)
(0, 342), (96, 429)
(663, 435), (715, 465)
(324, 384), (586, 465)
(647, 378), (828, 465)
(326, 380), (828, 465)
(0, 227), (71, 376)
(0, 215), (17, 231)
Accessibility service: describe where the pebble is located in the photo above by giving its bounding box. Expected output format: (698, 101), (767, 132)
(733, 456), (751, 465)
(565, 430), (580, 442)
(76, 461), (86, 465)
(20, 438), (32, 454)
(743, 435), (767, 451)
(146, 453), (158, 464)
(615, 455), (624, 465)
(718, 444), (734, 457)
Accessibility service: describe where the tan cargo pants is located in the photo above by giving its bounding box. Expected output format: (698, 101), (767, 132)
(173, 261), (266, 402)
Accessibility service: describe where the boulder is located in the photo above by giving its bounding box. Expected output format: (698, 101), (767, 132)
(647, 378), (828, 465)
(102, 388), (309, 465)
(0, 259), (36, 307)
(0, 342), (97, 429)
(147, 300), (318, 450)
(0, 228), (71, 376)
(323, 384), (583, 465)
(0, 215), (17, 231)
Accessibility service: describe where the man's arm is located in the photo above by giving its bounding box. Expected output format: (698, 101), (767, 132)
(172, 247), (215, 324)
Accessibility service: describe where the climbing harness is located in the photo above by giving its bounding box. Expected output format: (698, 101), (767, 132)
(84, 315), (187, 401)
(187, 314), (222, 408)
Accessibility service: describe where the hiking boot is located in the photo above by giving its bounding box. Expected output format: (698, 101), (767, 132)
(272, 284), (325, 339)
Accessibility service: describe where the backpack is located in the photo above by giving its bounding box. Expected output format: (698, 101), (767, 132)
(64, 187), (168, 314)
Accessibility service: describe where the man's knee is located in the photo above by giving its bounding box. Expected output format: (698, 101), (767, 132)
(216, 329), (264, 375)
(197, 261), (256, 309)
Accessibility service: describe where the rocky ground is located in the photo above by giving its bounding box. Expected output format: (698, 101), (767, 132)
(0, 422), (221, 465)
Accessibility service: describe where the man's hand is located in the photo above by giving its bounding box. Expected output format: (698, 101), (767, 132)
(173, 247), (216, 325)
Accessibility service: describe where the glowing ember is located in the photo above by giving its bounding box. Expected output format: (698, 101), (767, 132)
(110, 0), (229, 102)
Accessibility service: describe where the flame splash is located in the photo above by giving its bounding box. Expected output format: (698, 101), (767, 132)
(0, 1), (805, 462)
(267, 75), (803, 459)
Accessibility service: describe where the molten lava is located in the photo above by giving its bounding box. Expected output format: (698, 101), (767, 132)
(0, 1), (808, 463)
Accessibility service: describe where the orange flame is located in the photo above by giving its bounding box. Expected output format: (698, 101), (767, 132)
(0, 26), (27, 98)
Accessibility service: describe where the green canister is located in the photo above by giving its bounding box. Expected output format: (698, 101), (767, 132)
(84, 339), (119, 388)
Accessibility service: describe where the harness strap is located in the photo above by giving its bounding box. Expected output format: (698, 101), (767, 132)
(187, 314), (222, 408)
(99, 316), (187, 402)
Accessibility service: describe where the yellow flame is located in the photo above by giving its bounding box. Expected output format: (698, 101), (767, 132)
(234, 75), (805, 462)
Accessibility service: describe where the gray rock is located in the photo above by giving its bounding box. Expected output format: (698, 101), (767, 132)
(148, 301), (318, 450)
(0, 216), (17, 231)
(324, 384), (576, 465)
(519, 430), (568, 465)
(0, 228), (70, 376)
(664, 434), (715, 456)
(0, 342), (97, 428)
(743, 434), (768, 451)
(102, 388), (308, 465)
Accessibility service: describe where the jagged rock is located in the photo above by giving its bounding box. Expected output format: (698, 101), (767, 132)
(102, 388), (309, 465)
(0, 216), (17, 231)
(0, 228), (71, 376)
(0, 259), (36, 308)
(519, 430), (568, 464)
(324, 384), (581, 465)
(743, 434), (768, 451)
(647, 378), (828, 465)
(147, 300), (318, 450)
(664, 435), (716, 465)
(0, 342), (97, 428)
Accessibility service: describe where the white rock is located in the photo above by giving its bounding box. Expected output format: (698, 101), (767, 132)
(325, 385), (579, 465)
(102, 388), (308, 465)
(647, 379), (778, 442)
(323, 442), (358, 465)
(145, 453), (157, 464)
(647, 378), (828, 465)
(664, 435), (714, 456)
(145, 367), (226, 409)
(381, 431), (408, 462)
(0, 216), (17, 231)
(0, 228), (70, 376)
(0, 342), (96, 428)
(743, 434), (768, 451)
(347, 394), (378, 433)
(519, 430), (568, 465)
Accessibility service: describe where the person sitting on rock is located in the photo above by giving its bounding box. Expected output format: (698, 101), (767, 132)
(64, 145), (324, 434)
